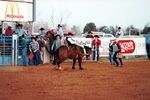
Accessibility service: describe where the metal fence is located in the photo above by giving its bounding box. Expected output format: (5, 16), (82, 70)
(0, 35), (12, 65)
(0, 35), (33, 65)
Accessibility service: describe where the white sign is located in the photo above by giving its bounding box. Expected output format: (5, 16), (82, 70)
(72, 37), (147, 57)
(72, 37), (92, 47)
(100, 37), (147, 56)
(0, 1), (33, 21)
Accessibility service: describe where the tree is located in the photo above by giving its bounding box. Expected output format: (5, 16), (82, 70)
(125, 25), (139, 35)
(142, 23), (150, 34)
(98, 26), (111, 33)
(83, 22), (97, 34)
(98, 25), (116, 35)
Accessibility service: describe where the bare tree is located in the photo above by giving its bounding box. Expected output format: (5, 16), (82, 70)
(49, 8), (71, 27)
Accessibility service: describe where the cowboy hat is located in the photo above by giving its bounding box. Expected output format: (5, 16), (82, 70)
(94, 35), (99, 38)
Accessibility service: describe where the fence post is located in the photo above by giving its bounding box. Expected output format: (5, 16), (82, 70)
(12, 34), (18, 65)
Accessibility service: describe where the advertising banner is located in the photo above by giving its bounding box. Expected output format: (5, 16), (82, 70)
(0, 1), (33, 21)
(72, 37), (147, 57)
(72, 37), (92, 48)
(100, 37), (147, 57)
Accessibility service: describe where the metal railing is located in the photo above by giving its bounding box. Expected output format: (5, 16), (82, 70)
(0, 35), (12, 65)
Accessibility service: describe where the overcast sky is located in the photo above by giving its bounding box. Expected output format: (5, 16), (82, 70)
(36, 0), (150, 29)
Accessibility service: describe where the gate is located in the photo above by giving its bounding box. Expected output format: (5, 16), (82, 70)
(0, 35), (49, 66)
(0, 35), (13, 65)
(0, 35), (32, 65)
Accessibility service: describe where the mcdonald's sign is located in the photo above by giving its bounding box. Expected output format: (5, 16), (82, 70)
(4, 2), (24, 21)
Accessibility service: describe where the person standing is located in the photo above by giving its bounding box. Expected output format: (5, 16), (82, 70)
(112, 40), (123, 67)
(21, 35), (28, 66)
(36, 36), (46, 64)
(92, 35), (101, 61)
(86, 31), (93, 38)
(115, 27), (124, 38)
(5, 26), (13, 36)
(108, 39), (114, 64)
(51, 34), (62, 67)
(29, 37), (41, 65)
(14, 24), (27, 37)
(39, 28), (46, 36)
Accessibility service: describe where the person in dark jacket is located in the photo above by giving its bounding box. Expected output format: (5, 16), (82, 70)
(109, 39), (114, 64)
(112, 40), (123, 67)
(51, 34), (62, 66)
(21, 35), (28, 66)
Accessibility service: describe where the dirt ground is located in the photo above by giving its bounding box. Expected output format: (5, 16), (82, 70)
(0, 60), (150, 100)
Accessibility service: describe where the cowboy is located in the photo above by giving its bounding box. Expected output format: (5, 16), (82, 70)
(56, 24), (64, 37)
(51, 34), (62, 54)
(65, 32), (76, 46)
(39, 28), (46, 36)
(14, 24), (27, 37)
(56, 24), (64, 45)
(92, 35), (101, 61)
(51, 35), (62, 65)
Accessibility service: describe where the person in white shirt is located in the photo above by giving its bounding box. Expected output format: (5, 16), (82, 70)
(56, 24), (64, 44)
(116, 27), (124, 37)
(56, 24), (64, 37)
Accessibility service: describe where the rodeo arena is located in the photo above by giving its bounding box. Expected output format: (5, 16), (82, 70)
(0, 0), (150, 100)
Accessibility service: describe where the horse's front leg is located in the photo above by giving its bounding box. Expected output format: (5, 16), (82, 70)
(78, 56), (83, 70)
(56, 59), (63, 70)
(72, 59), (76, 69)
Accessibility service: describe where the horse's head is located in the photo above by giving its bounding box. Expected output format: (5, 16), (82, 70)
(43, 30), (55, 42)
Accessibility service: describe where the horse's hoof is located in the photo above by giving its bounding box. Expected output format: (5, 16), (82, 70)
(58, 67), (63, 71)
(80, 68), (84, 70)
(72, 67), (75, 69)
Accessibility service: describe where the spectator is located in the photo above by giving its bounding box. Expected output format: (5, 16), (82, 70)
(36, 36), (46, 64)
(116, 27), (124, 38)
(112, 40), (123, 67)
(5, 26), (13, 36)
(92, 35), (101, 61)
(21, 35), (28, 66)
(39, 28), (46, 36)
(29, 37), (41, 65)
(86, 31), (93, 38)
(14, 24), (27, 37)
(109, 39), (114, 64)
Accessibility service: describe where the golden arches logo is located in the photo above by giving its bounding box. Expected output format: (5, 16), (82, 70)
(4, 2), (24, 21)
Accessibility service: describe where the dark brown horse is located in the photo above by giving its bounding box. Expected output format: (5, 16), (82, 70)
(54, 45), (84, 69)
(44, 31), (91, 70)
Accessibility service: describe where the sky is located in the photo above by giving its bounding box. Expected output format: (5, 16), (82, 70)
(36, 0), (150, 29)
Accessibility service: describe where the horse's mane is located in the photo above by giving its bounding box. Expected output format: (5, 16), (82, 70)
(45, 31), (55, 40)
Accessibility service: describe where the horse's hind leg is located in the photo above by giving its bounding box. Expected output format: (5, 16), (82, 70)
(78, 56), (83, 70)
(57, 64), (62, 70)
(72, 59), (76, 69)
